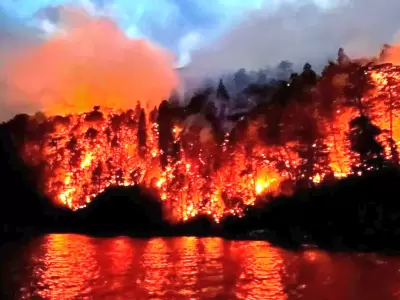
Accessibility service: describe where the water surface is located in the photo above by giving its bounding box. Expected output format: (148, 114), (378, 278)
(2, 234), (400, 299)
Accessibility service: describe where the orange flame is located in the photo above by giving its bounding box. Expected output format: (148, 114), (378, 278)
(16, 56), (400, 222)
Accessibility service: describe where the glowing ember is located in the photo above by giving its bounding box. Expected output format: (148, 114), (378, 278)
(17, 62), (400, 223)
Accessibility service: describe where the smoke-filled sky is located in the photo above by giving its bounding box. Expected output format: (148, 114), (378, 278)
(0, 0), (400, 120)
(0, 0), (268, 67)
(0, 0), (336, 67)
(1, 0), (399, 71)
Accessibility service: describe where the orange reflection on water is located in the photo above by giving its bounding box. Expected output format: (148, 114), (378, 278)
(171, 237), (201, 298)
(198, 238), (225, 298)
(33, 234), (100, 300)
(7, 234), (400, 300)
(141, 238), (171, 299)
(100, 236), (136, 299)
(100, 237), (136, 276)
(232, 241), (286, 300)
(6, 235), (289, 300)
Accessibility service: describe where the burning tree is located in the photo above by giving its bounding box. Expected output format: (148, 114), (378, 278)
(369, 64), (400, 164)
(348, 115), (385, 173)
(343, 63), (376, 116)
(6, 48), (400, 223)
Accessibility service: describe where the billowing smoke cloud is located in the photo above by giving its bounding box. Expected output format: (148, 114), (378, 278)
(1, 0), (400, 120)
(186, 0), (400, 77)
(0, 6), (178, 120)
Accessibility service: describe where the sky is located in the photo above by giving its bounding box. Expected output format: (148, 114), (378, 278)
(1, 0), (400, 87)
(0, 0), (399, 121)
(0, 0), (340, 68)
(0, 0), (271, 67)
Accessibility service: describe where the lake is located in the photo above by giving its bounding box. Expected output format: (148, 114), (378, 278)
(1, 234), (400, 299)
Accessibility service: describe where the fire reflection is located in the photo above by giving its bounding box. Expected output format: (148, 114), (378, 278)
(170, 237), (201, 298)
(197, 238), (225, 298)
(6, 235), (400, 300)
(232, 241), (286, 300)
(33, 234), (100, 300)
(99, 236), (136, 297)
(103, 237), (135, 275)
(141, 238), (171, 299)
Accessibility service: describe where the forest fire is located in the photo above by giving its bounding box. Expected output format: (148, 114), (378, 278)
(13, 52), (400, 223)
(20, 105), (284, 222)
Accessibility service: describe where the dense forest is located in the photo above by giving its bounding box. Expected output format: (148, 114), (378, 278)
(1, 45), (400, 249)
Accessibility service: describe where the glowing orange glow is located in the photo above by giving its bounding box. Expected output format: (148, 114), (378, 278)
(255, 175), (277, 195)
(142, 238), (170, 295)
(232, 240), (286, 299)
(13, 235), (400, 299)
(2, 17), (178, 116)
(20, 106), (289, 221)
(16, 62), (400, 222)
(384, 45), (400, 66)
(35, 234), (99, 299)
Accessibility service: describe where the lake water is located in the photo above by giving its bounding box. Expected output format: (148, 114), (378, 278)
(1, 234), (400, 299)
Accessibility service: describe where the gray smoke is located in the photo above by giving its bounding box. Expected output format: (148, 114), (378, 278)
(1, 0), (400, 120)
(185, 0), (400, 77)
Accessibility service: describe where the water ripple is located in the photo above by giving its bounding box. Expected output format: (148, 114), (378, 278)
(2, 234), (400, 299)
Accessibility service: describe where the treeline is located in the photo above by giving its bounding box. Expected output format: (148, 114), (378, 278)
(154, 45), (400, 190)
(5, 45), (400, 205)
(1, 45), (400, 241)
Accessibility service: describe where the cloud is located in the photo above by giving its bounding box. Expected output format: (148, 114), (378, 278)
(1, 0), (400, 120)
(187, 0), (400, 76)
(0, 7), (178, 120)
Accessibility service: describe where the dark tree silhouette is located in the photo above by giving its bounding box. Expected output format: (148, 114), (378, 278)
(186, 87), (213, 116)
(149, 107), (158, 123)
(337, 48), (350, 66)
(157, 100), (175, 169)
(319, 62), (343, 118)
(216, 79), (230, 102)
(379, 44), (391, 62)
(85, 106), (104, 122)
(344, 63), (376, 115)
(387, 136), (399, 165)
(300, 63), (318, 87)
(137, 108), (147, 158)
(348, 115), (385, 173)
(293, 110), (331, 187)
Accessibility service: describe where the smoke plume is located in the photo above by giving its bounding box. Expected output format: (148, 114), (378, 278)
(1, 0), (400, 119)
(0, 7), (178, 120)
(186, 0), (400, 76)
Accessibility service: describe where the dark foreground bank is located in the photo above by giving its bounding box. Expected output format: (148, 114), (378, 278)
(223, 167), (400, 253)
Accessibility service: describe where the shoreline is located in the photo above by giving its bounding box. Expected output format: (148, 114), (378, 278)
(3, 167), (400, 255)
(4, 226), (400, 256)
